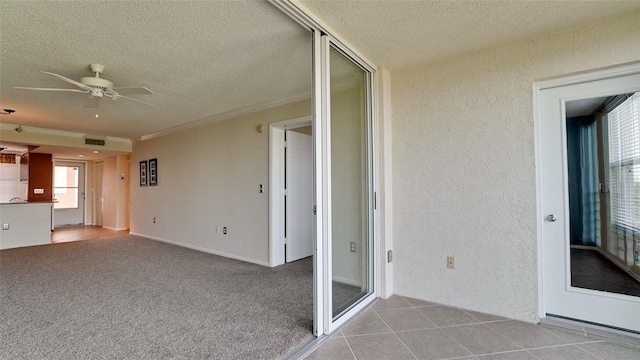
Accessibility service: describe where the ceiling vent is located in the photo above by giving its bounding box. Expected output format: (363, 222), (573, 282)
(85, 138), (106, 146)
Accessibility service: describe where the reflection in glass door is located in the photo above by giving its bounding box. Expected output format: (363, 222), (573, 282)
(328, 44), (374, 320)
(566, 93), (640, 297)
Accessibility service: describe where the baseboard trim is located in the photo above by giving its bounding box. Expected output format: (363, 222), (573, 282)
(129, 232), (270, 267)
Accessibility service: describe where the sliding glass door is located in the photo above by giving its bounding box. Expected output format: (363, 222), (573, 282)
(329, 46), (373, 319)
(317, 33), (376, 333)
(277, 8), (378, 335)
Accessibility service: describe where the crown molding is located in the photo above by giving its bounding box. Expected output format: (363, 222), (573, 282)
(0, 123), (131, 144)
(138, 75), (361, 142)
(1, 123), (83, 138)
(139, 89), (312, 141)
(106, 136), (132, 144)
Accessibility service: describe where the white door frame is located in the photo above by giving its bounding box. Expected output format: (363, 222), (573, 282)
(534, 61), (640, 323)
(269, 116), (313, 267)
(53, 160), (88, 227)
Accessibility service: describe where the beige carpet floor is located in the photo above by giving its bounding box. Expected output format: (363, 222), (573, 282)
(0, 235), (313, 359)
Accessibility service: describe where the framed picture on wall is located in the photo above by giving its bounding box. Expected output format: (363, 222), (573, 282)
(149, 158), (158, 186)
(140, 160), (148, 187)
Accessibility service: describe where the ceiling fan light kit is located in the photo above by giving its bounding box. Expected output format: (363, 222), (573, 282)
(15, 64), (155, 108)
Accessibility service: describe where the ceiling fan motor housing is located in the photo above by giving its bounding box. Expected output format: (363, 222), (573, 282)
(81, 76), (113, 98)
(80, 76), (113, 89)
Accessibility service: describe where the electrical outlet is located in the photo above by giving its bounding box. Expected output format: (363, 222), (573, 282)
(223, 227), (227, 235)
(216, 227), (220, 234)
(2, 223), (9, 230)
(447, 256), (455, 269)
(153, 217), (156, 224)
(350, 242), (356, 253)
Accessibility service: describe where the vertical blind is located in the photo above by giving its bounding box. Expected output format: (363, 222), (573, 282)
(607, 92), (640, 233)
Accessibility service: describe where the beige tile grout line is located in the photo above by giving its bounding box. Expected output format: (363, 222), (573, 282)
(433, 314), (526, 356)
(407, 302), (481, 359)
(574, 343), (609, 360)
(546, 344), (606, 360)
(340, 335), (358, 360)
(370, 306), (421, 360)
(404, 297), (526, 358)
(344, 296), (612, 360)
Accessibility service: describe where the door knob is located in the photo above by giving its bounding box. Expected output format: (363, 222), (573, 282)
(546, 214), (557, 222)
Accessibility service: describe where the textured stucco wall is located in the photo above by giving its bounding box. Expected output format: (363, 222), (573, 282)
(392, 12), (640, 322)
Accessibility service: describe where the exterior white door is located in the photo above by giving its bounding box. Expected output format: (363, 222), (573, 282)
(285, 129), (314, 262)
(538, 68), (640, 332)
(53, 162), (85, 227)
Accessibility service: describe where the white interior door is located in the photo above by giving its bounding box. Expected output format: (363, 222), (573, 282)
(538, 68), (640, 332)
(53, 162), (85, 227)
(285, 129), (314, 262)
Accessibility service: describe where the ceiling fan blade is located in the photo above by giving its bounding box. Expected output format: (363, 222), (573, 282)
(117, 95), (157, 107)
(84, 97), (101, 108)
(41, 71), (91, 90)
(15, 87), (89, 93)
(111, 87), (154, 95)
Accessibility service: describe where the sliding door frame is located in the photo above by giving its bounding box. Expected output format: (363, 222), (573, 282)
(322, 36), (377, 333)
(270, 0), (379, 337)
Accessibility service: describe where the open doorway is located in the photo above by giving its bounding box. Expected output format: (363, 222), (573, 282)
(53, 161), (86, 227)
(269, 117), (314, 266)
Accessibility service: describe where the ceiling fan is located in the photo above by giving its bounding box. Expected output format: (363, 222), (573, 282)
(15, 64), (155, 108)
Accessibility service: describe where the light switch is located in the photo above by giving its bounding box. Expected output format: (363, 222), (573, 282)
(2, 223), (9, 230)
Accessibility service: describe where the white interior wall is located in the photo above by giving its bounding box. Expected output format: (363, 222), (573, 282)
(102, 155), (130, 231)
(391, 11), (640, 322)
(130, 100), (311, 265)
(116, 155), (130, 230)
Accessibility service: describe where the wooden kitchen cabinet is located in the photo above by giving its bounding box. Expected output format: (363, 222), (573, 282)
(26, 153), (53, 203)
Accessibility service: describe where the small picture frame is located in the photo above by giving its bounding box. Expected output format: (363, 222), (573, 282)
(149, 158), (158, 186)
(140, 160), (148, 187)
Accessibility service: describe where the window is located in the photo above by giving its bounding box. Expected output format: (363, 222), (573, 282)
(54, 166), (79, 209)
(607, 92), (640, 233)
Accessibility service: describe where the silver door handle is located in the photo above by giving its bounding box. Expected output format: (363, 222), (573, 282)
(546, 214), (557, 222)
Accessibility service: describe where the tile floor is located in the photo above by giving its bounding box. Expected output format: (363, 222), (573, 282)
(305, 295), (640, 360)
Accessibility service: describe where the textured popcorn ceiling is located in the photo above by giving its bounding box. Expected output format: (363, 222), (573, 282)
(300, 0), (640, 71)
(2, 1), (638, 142)
(0, 1), (312, 139)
